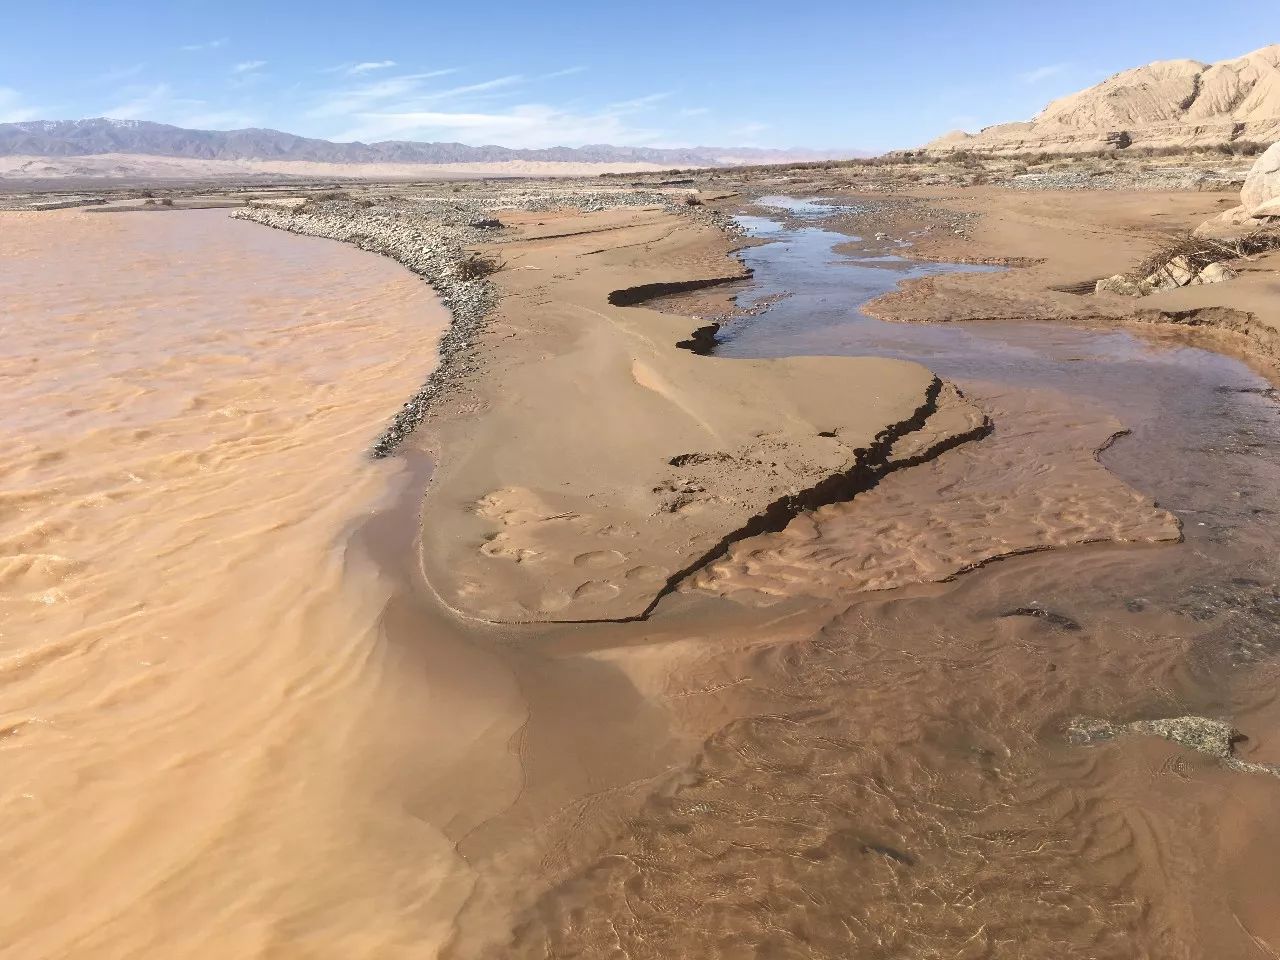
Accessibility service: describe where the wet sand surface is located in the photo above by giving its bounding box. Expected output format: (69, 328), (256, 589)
(473, 205), (1280, 958)
(0, 210), (493, 958)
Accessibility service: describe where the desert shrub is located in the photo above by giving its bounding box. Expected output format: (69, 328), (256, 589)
(159, 198), (174, 207)
(948, 150), (984, 168)
(1227, 141), (1267, 157)
(143, 198), (156, 206)
(683, 194), (704, 206)
(1130, 229), (1280, 280)
(454, 253), (504, 281)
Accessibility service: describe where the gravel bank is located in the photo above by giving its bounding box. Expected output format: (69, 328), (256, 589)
(1003, 167), (1245, 192)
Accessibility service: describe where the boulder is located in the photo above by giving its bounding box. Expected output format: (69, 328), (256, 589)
(1194, 205), (1252, 236)
(1241, 141), (1280, 216)
(1252, 196), (1280, 219)
(1095, 273), (1143, 297)
(1214, 205), (1251, 225)
(1145, 254), (1197, 290)
(1190, 261), (1238, 284)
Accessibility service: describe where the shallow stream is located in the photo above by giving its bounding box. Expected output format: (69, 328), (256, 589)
(496, 199), (1280, 959)
(723, 201), (1280, 574)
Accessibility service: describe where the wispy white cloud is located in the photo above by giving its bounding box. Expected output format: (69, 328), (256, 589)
(0, 88), (42, 123)
(606, 92), (671, 112)
(104, 83), (178, 119)
(182, 109), (258, 129)
(306, 69), (462, 117)
(326, 77), (676, 148)
(1018, 63), (1070, 84)
(333, 99), (670, 149)
(78, 59), (755, 149)
(427, 75), (525, 100)
(349, 60), (397, 74)
(721, 120), (770, 146)
(102, 83), (256, 129)
(180, 38), (228, 52)
(325, 59), (401, 75)
(539, 66), (587, 79)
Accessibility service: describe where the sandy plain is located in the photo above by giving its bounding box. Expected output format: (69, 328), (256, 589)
(0, 153), (677, 182)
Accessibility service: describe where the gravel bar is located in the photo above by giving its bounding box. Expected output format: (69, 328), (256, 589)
(234, 188), (726, 457)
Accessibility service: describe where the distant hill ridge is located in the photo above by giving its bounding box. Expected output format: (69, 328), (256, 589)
(926, 43), (1280, 154)
(0, 118), (834, 167)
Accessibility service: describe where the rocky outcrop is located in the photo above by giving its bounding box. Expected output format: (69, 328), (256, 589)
(1095, 255), (1238, 297)
(1242, 140), (1280, 215)
(926, 45), (1280, 154)
(1095, 274), (1146, 297)
(1193, 142), (1280, 235)
(1193, 261), (1239, 284)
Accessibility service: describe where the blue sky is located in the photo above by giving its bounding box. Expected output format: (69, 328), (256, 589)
(1, 0), (1276, 150)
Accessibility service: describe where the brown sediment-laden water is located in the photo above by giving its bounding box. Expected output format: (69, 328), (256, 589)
(0, 209), (495, 959)
(470, 201), (1280, 959)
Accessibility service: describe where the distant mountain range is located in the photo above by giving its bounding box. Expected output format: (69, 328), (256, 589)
(0, 118), (843, 168)
(926, 43), (1280, 154)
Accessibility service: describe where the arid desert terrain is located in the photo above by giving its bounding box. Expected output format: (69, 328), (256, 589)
(5, 38), (1280, 960)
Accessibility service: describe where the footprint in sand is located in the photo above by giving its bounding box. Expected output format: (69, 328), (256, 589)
(573, 549), (626, 570)
(624, 565), (668, 584)
(535, 590), (574, 613)
(572, 581), (621, 602)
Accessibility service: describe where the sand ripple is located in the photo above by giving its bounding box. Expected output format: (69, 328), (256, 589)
(688, 386), (1181, 603)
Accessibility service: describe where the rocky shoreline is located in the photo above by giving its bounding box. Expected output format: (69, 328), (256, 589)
(234, 188), (733, 457)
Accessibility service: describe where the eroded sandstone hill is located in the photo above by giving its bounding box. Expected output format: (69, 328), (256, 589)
(928, 44), (1280, 154)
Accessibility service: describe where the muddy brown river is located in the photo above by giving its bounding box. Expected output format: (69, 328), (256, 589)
(0, 209), (470, 959)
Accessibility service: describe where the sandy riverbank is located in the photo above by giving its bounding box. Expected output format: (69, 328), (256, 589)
(832, 187), (1280, 375)
(445, 187), (1280, 959)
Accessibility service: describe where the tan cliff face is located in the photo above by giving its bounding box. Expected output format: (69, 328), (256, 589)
(927, 44), (1280, 154)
